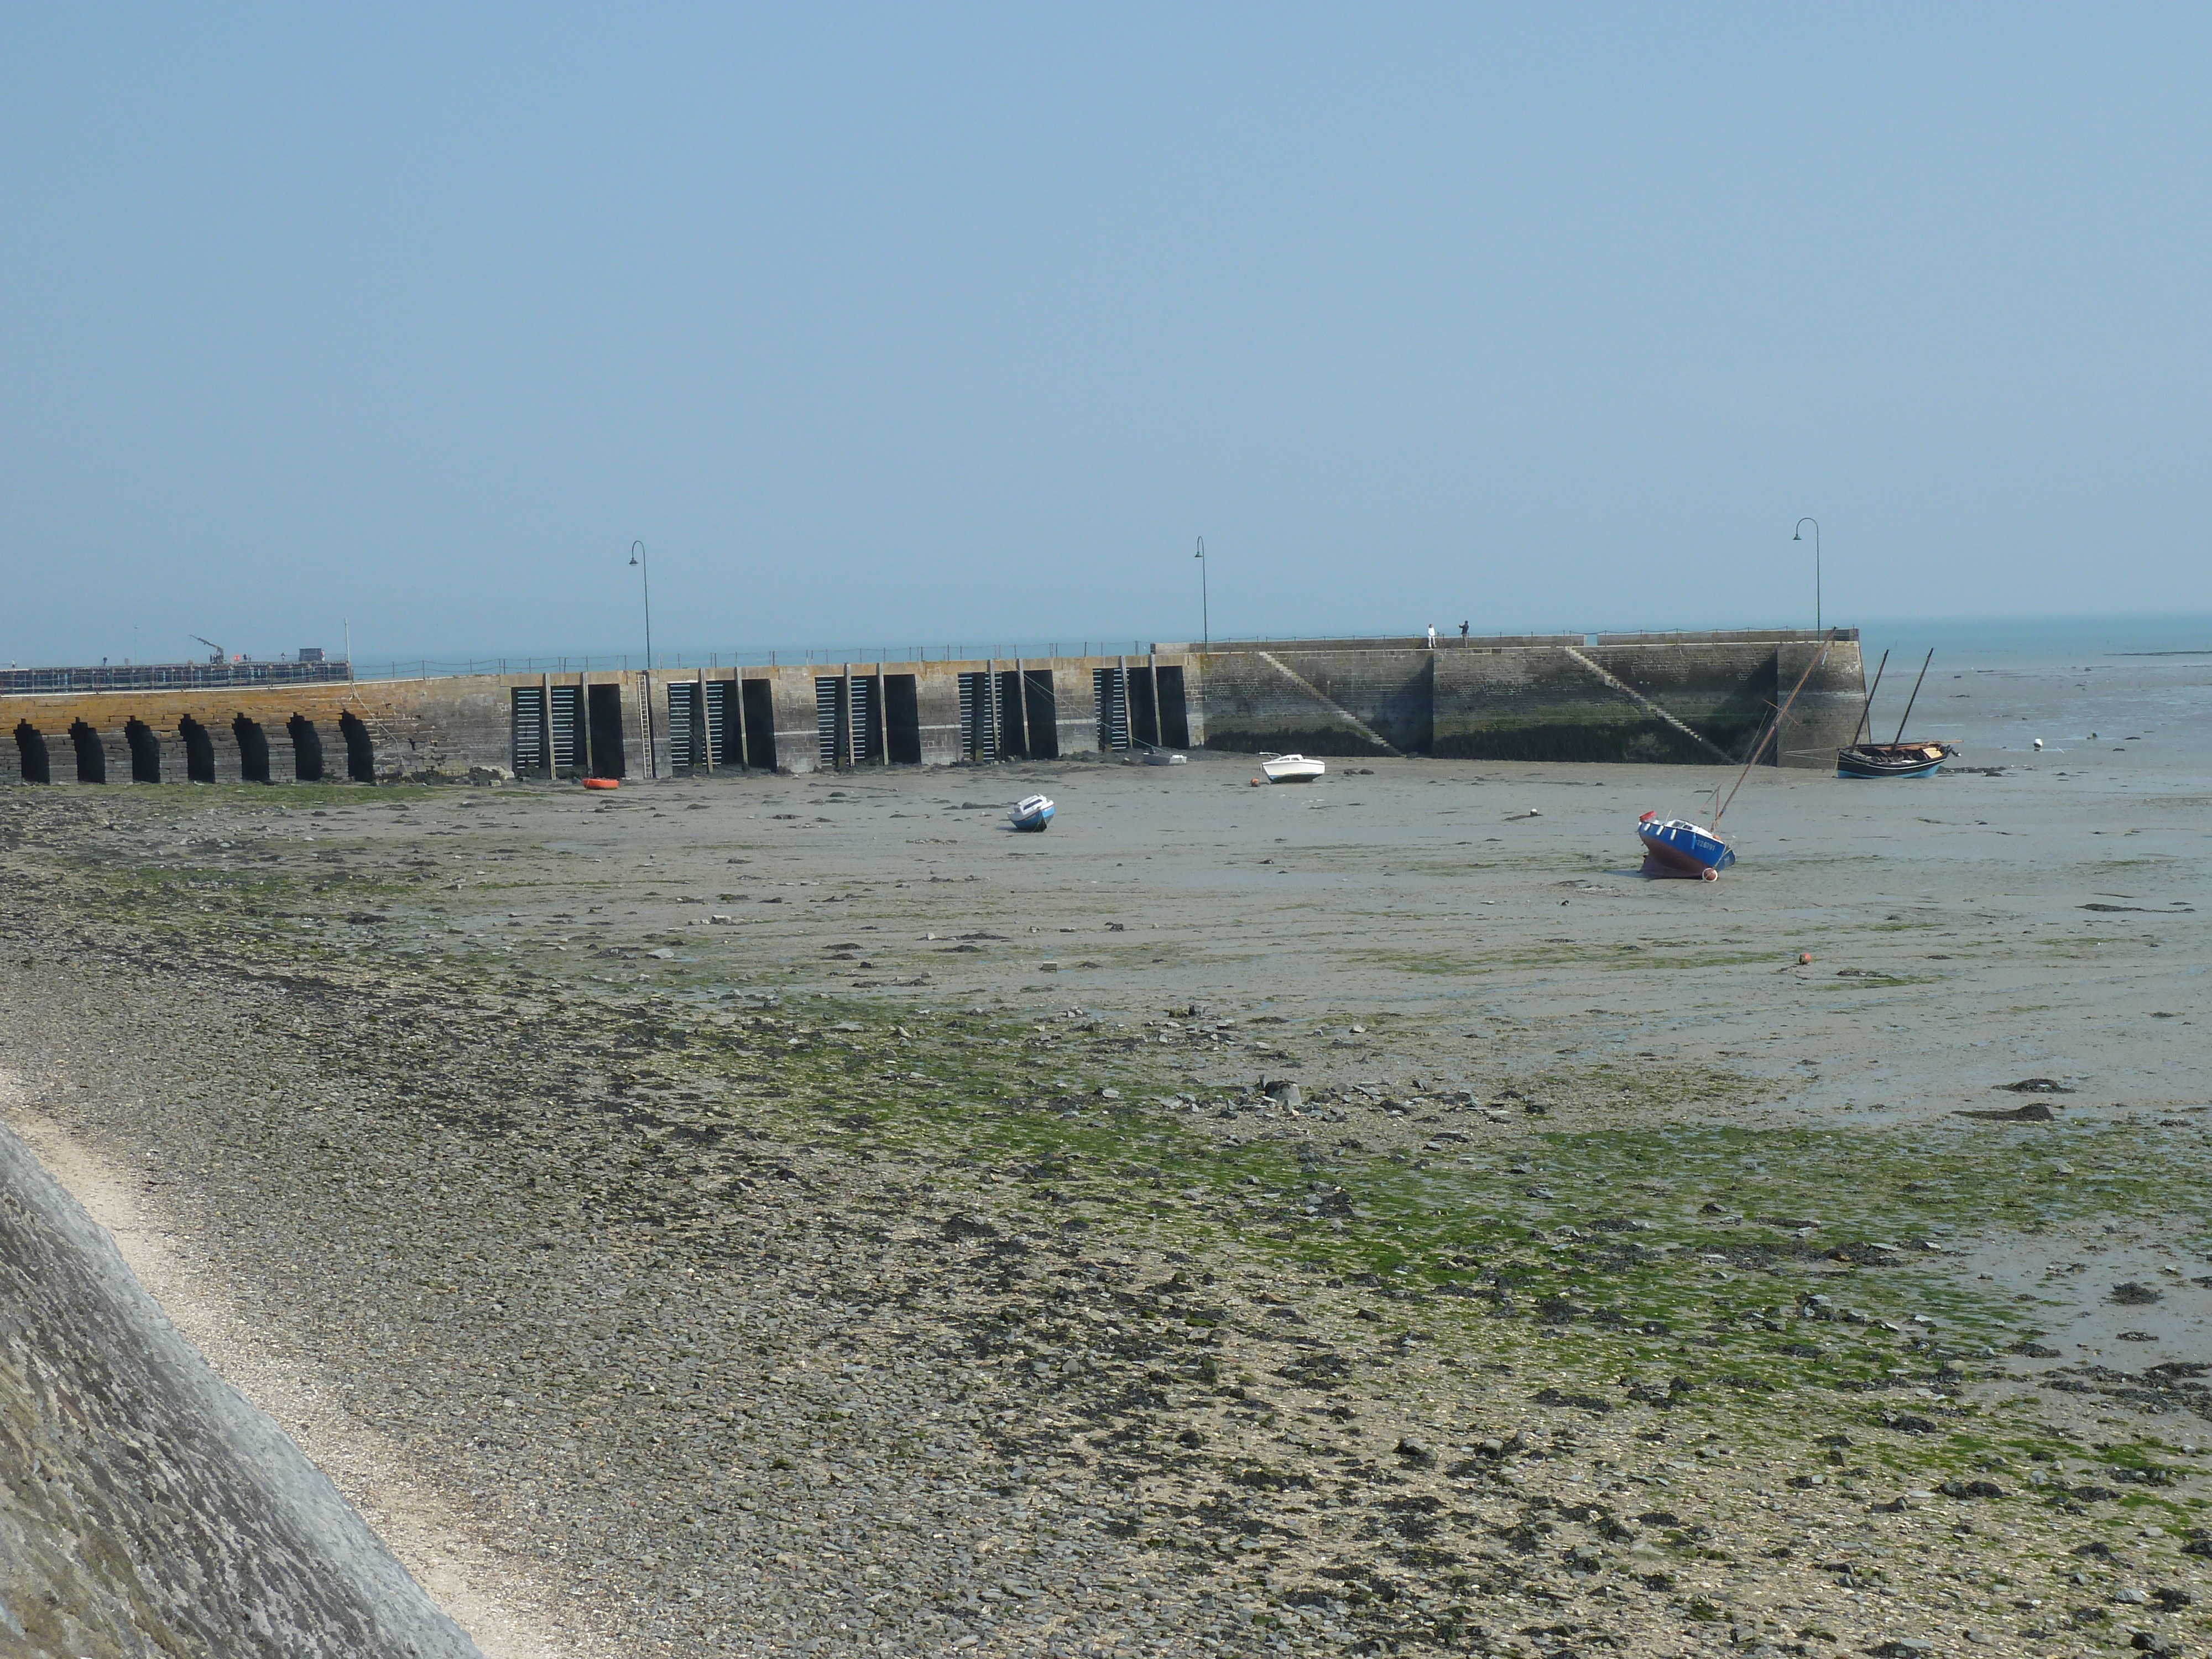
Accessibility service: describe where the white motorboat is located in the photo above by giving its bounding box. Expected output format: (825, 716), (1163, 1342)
(1008, 794), (1055, 832)
(1259, 753), (1326, 783)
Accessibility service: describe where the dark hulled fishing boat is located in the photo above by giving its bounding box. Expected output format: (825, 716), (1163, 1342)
(1836, 648), (1958, 779)
(1836, 740), (1954, 779)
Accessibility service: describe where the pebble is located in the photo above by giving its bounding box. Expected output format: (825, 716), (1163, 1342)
(5, 785), (2196, 1659)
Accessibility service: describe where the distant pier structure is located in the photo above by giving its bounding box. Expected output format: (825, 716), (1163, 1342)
(1, 629), (1862, 785)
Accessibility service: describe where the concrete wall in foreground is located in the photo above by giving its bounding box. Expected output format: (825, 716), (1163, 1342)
(0, 1125), (482, 1658)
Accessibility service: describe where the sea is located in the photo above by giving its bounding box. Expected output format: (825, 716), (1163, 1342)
(1844, 612), (2212, 773)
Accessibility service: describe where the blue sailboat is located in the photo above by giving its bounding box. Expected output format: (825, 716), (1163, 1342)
(1635, 630), (1837, 881)
(1637, 813), (1734, 879)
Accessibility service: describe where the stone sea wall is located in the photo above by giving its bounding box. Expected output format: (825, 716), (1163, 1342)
(1188, 631), (1864, 768)
(0, 1125), (480, 1659)
(1, 632), (1865, 782)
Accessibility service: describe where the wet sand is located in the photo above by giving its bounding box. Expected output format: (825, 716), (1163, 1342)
(3, 687), (2211, 1656)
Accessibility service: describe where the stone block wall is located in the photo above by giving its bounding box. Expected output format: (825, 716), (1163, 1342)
(1, 634), (1863, 784)
(0, 1125), (481, 1658)
(1194, 632), (1864, 768)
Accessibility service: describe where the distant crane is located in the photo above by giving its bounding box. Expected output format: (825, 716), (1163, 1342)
(190, 635), (226, 665)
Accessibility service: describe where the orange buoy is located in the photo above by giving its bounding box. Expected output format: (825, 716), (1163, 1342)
(583, 777), (619, 791)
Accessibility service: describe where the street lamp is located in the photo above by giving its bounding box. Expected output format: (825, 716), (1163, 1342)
(629, 539), (653, 665)
(1194, 536), (1208, 650)
(1792, 518), (1820, 635)
(630, 539), (655, 776)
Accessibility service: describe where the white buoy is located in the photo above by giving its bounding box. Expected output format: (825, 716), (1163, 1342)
(2033, 738), (2044, 750)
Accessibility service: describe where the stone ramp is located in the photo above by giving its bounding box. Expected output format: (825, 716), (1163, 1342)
(0, 1124), (482, 1659)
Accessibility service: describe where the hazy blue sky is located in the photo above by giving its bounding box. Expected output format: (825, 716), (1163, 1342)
(5, 4), (2209, 665)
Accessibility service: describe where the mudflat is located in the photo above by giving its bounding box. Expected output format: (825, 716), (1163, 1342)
(3, 723), (2209, 1657)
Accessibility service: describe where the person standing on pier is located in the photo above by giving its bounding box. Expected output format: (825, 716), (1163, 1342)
(1426, 624), (1437, 649)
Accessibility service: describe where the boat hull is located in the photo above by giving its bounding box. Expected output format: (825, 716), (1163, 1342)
(1260, 754), (1326, 782)
(1636, 816), (1734, 880)
(1837, 742), (1950, 779)
(1008, 794), (1055, 832)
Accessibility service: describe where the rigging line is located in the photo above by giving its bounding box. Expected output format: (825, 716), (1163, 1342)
(1715, 630), (1835, 829)
(1890, 649), (1936, 746)
(1851, 650), (1890, 748)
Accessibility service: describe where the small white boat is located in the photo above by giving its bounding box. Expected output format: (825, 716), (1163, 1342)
(1140, 747), (1187, 766)
(1008, 793), (1055, 832)
(1260, 753), (1326, 783)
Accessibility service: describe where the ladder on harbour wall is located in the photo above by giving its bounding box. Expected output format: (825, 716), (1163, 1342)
(957, 671), (997, 761)
(667, 681), (727, 770)
(661, 679), (766, 770)
(1093, 667), (1131, 752)
(512, 688), (546, 777)
(816, 675), (878, 769)
(550, 685), (583, 774)
(511, 685), (588, 776)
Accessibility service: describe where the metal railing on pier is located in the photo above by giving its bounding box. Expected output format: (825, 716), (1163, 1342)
(0, 660), (354, 695)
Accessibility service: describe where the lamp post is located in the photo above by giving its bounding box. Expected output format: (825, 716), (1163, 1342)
(630, 539), (655, 777)
(1792, 518), (1820, 635)
(1194, 536), (1208, 650)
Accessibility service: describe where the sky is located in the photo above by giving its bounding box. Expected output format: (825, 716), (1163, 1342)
(4, 4), (2210, 666)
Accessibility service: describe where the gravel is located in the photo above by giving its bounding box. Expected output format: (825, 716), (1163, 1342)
(4, 778), (2210, 1657)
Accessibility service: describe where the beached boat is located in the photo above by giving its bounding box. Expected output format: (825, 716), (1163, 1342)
(1837, 740), (1954, 779)
(1836, 648), (1953, 777)
(1008, 793), (1055, 832)
(1260, 754), (1326, 783)
(1637, 812), (1733, 880)
(1138, 744), (1187, 765)
(1632, 630), (1838, 880)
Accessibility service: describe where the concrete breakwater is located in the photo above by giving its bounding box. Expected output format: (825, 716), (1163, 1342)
(2, 629), (1861, 784)
(0, 1121), (481, 1659)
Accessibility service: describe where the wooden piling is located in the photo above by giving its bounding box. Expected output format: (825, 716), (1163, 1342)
(697, 665), (713, 773)
(1014, 657), (1032, 758)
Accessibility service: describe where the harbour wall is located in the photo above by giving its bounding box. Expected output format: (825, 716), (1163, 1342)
(1, 631), (1863, 785)
(0, 655), (1187, 786)
(1183, 632), (1863, 767)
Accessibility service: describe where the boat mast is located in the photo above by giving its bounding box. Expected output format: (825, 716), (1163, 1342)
(1890, 649), (1935, 745)
(1713, 630), (1835, 830)
(1850, 649), (1890, 747)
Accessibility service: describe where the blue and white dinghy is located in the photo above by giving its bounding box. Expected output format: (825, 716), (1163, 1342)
(1008, 794), (1055, 832)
